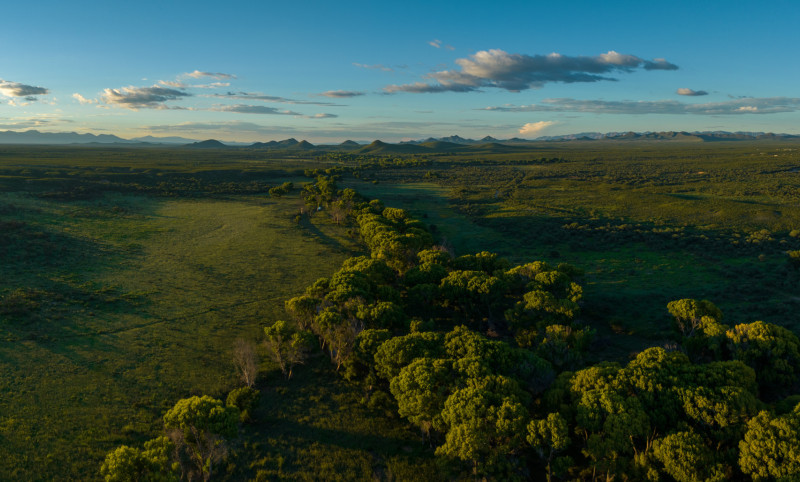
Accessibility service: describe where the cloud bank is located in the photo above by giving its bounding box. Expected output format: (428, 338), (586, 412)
(384, 49), (678, 94)
(484, 97), (800, 115)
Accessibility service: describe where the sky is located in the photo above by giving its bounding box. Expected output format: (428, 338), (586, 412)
(1, 0), (799, 143)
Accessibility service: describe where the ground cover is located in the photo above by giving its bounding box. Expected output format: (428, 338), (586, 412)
(0, 185), (358, 479)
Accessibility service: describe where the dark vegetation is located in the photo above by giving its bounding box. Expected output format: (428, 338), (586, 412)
(1, 141), (800, 480)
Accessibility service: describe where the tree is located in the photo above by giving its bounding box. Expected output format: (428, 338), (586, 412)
(284, 295), (320, 330)
(652, 431), (725, 482)
(666, 299), (722, 337)
(726, 320), (800, 398)
(163, 396), (239, 482)
(373, 331), (444, 380)
(232, 338), (258, 387)
(100, 437), (178, 482)
(527, 413), (570, 482)
(263, 320), (314, 378)
(226, 386), (260, 423)
(390, 357), (454, 440)
(436, 375), (530, 477)
(739, 407), (800, 480)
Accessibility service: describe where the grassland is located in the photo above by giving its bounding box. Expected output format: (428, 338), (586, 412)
(0, 154), (363, 478)
(1, 142), (800, 479)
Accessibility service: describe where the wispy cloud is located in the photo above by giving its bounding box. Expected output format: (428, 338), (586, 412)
(519, 121), (556, 136)
(161, 79), (231, 89)
(677, 88), (708, 96)
(384, 49), (678, 94)
(353, 63), (394, 72)
(429, 39), (455, 50)
(213, 104), (302, 115)
(72, 93), (96, 104)
(318, 90), (364, 98)
(185, 70), (237, 80)
(209, 91), (340, 106)
(0, 80), (49, 99)
(101, 85), (192, 109)
(484, 97), (800, 115)
(212, 104), (337, 118)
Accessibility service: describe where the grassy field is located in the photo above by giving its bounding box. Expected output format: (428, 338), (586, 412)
(2, 143), (800, 478)
(345, 142), (800, 359)
(0, 187), (361, 479)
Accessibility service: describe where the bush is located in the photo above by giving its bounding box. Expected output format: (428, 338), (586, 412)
(226, 387), (261, 423)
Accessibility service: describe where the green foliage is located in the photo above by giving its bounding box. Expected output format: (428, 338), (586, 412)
(739, 407), (800, 480)
(726, 320), (800, 398)
(652, 431), (724, 482)
(226, 386), (261, 423)
(163, 395), (239, 481)
(528, 413), (570, 481)
(264, 320), (314, 378)
(390, 357), (453, 435)
(163, 395), (239, 441)
(667, 298), (723, 337)
(101, 445), (159, 482)
(436, 375), (530, 476)
(374, 331), (444, 380)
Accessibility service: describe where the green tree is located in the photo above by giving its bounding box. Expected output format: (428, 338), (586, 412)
(527, 413), (570, 482)
(652, 431), (725, 482)
(390, 357), (454, 439)
(373, 331), (444, 380)
(163, 396), (239, 481)
(667, 299), (722, 337)
(226, 386), (260, 423)
(739, 407), (800, 480)
(436, 375), (530, 477)
(100, 436), (178, 482)
(727, 320), (800, 398)
(263, 320), (314, 378)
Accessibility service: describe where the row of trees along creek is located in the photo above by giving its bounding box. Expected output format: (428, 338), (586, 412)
(103, 175), (800, 481)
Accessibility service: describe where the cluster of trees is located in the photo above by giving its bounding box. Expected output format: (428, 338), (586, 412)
(100, 173), (800, 480)
(278, 183), (800, 479)
(101, 395), (248, 481)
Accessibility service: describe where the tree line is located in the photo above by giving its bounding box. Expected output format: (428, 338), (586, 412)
(101, 174), (800, 481)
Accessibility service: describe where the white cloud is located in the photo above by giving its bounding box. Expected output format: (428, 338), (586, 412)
(384, 49), (678, 94)
(72, 93), (96, 104)
(185, 70), (236, 80)
(519, 121), (556, 136)
(677, 88), (708, 96)
(101, 85), (192, 109)
(319, 90), (364, 98)
(209, 91), (340, 106)
(0, 80), (49, 99)
(213, 104), (301, 115)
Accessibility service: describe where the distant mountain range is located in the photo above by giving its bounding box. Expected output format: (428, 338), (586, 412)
(0, 129), (799, 149)
(400, 131), (800, 144)
(0, 130), (201, 145)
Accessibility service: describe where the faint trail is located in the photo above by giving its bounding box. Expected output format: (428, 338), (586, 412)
(62, 296), (286, 339)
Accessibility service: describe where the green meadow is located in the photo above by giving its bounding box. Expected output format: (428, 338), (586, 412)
(0, 181), (358, 478)
(1, 142), (800, 479)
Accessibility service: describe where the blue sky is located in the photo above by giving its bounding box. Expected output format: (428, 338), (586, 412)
(1, 0), (799, 143)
